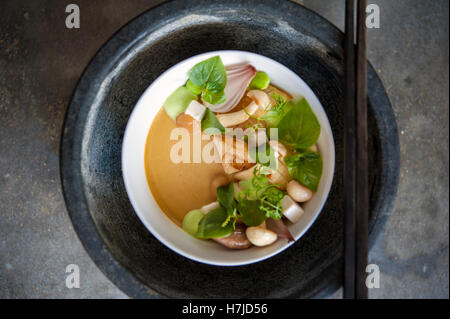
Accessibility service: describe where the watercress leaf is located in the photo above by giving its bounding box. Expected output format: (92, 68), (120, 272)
(277, 98), (320, 149)
(163, 86), (197, 121)
(201, 108), (225, 134)
(186, 79), (203, 95)
(216, 183), (236, 213)
(202, 89), (226, 105)
(189, 56), (227, 92)
(196, 207), (234, 239)
(285, 150), (323, 192)
(248, 143), (277, 170)
(237, 198), (266, 226)
(249, 71), (270, 90)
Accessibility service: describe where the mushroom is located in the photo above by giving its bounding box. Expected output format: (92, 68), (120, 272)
(213, 223), (252, 249)
(212, 135), (256, 174)
(245, 226), (278, 247)
(281, 195), (305, 223)
(266, 158), (292, 187)
(247, 90), (273, 110)
(216, 101), (259, 127)
(269, 140), (288, 159)
(232, 164), (259, 181)
(286, 180), (313, 202)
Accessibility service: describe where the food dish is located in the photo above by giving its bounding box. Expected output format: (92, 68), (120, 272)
(122, 50), (335, 265)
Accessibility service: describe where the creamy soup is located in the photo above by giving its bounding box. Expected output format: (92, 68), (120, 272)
(145, 109), (225, 225)
(145, 85), (291, 226)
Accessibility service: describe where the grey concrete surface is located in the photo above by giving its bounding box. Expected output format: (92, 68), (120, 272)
(0, 0), (448, 298)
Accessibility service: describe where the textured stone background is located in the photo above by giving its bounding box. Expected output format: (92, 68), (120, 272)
(0, 0), (448, 298)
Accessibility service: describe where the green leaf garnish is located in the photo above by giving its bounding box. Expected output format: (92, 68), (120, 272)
(201, 108), (225, 134)
(277, 97), (321, 149)
(284, 150), (323, 192)
(188, 56), (227, 105)
(237, 198), (266, 226)
(196, 207), (234, 239)
(238, 167), (285, 220)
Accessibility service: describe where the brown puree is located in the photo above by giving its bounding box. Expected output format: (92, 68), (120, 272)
(145, 109), (225, 226)
(144, 85), (292, 226)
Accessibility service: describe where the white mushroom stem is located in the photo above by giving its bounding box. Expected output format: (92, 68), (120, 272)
(216, 101), (259, 127)
(247, 90), (273, 109)
(267, 159), (291, 187)
(201, 201), (220, 214)
(245, 226), (278, 247)
(233, 164), (259, 181)
(269, 140), (288, 159)
(282, 195), (304, 223)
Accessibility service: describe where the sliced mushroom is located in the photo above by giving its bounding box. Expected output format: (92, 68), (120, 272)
(216, 101), (259, 127)
(247, 90), (273, 109)
(233, 164), (259, 181)
(212, 135), (256, 175)
(213, 223), (252, 249)
(266, 159), (292, 187)
(269, 140), (288, 159)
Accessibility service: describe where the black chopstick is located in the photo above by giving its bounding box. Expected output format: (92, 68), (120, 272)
(344, 0), (356, 300)
(355, 0), (368, 299)
(344, 0), (368, 299)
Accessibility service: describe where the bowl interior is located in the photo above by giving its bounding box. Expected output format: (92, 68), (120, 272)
(122, 50), (335, 266)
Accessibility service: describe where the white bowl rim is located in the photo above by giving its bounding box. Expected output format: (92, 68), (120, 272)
(122, 50), (335, 266)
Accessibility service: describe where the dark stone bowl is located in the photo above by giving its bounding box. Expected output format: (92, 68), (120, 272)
(60, 0), (399, 298)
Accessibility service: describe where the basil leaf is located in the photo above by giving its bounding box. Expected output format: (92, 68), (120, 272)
(216, 183), (236, 214)
(189, 56), (226, 88)
(188, 56), (227, 105)
(201, 108), (225, 134)
(202, 89), (226, 105)
(277, 98), (320, 149)
(249, 71), (270, 90)
(284, 150), (323, 192)
(186, 79), (203, 95)
(237, 199), (266, 226)
(196, 207), (234, 239)
(163, 86), (197, 121)
(248, 143), (277, 170)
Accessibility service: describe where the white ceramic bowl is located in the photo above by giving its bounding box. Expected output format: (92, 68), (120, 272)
(122, 50), (335, 266)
